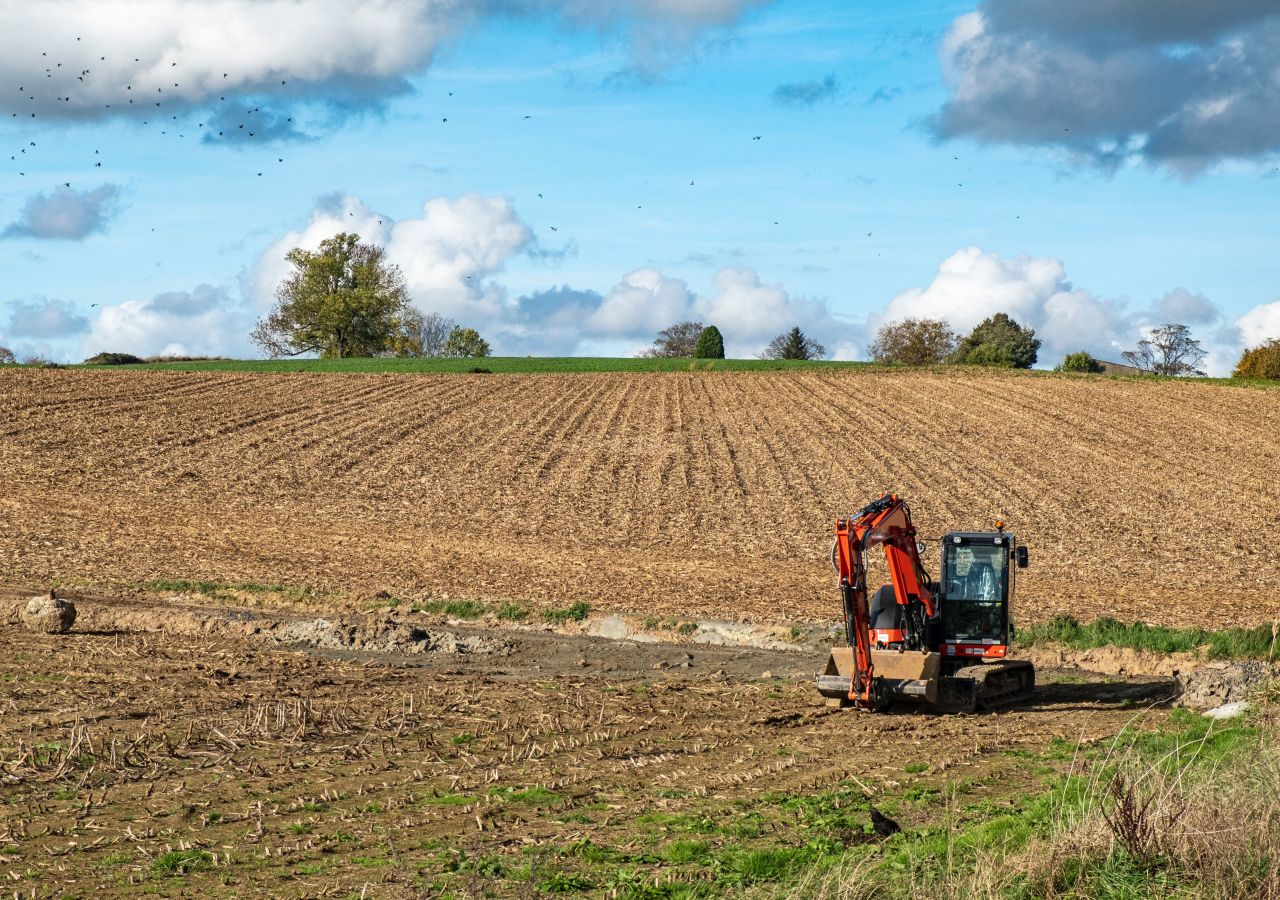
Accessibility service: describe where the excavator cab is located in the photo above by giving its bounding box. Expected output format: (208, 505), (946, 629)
(937, 532), (1021, 657)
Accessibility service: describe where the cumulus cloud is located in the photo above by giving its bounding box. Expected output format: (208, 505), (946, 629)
(931, 2), (1280, 174)
(5, 296), (89, 338)
(83, 284), (254, 359)
(2, 1), (772, 129)
(873, 247), (1263, 374)
(500, 267), (856, 358)
(253, 191), (852, 358)
(1237, 299), (1280, 350)
(249, 191), (536, 327)
(1, 185), (120, 240)
(773, 74), (839, 106)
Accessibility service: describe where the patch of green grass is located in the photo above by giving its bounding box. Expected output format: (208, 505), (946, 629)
(360, 801), (383, 814)
(293, 861), (330, 876)
(151, 849), (213, 877)
(1016, 614), (1278, 659)
(676, 622), (698, 637)
(568, 839), (621, 863)
(539, 871), (595, 892)
(451, 732), (477, 746)
(98, 851), (132, 868)
(298, 800), (327, 813)
(496, 602), (530, 621)
(555, 812), (594, 824)
(544, 601), (591, 624)
(351, 853), (389, 868)
(716, 842), (840, 887)
(902, 762), (929, 774)
(140, 578), (310, 600)
(662, 840), (712, 865)
(288, 822), (313, 835)
(414, 598), (486, 619)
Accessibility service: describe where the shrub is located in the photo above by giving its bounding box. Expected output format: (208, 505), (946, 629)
(1233, 338), (1280, 380)
(694, 325), (726, 359)
(950, 313), (1040, 368)
(442, 326), (490, 358)
(84, 352), (145, 365)
(1056, 351), (1103, 373)
(760, 326), (826, 360)
(868, 318), (957, 365)
(642, 321), (705, 358)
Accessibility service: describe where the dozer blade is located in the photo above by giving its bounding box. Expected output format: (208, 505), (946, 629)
(816, 648), (941, 707)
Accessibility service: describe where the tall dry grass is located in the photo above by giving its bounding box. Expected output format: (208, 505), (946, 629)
(768, 701), (1280, 900)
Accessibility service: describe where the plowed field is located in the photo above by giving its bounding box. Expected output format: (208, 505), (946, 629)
(2, 369), (1278, 627)
(0, 600), (1171, 897)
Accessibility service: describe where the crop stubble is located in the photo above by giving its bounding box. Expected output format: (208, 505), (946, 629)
(0, 620), (1163, 896)
(1, 369), (1278, 628)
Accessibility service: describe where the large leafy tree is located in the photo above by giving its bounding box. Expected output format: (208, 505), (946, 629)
(252, 233), (410, 359)
(1123, 323), (1207, 376)
(641, 321), (705, 358)
(760, 326), (826, 360)
(868, 318), (956, 365)
(693, 325), (725, 359)
(950, 313), (1040, 368)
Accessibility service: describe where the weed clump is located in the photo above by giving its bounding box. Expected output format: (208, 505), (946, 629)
(544, 601), (590, 624)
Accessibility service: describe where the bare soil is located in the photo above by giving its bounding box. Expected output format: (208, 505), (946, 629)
(2, 369), (1278, 628)
(0, 589), (1177, 898)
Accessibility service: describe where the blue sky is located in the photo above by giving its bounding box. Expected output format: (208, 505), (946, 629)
(2, 0), (1278, 371)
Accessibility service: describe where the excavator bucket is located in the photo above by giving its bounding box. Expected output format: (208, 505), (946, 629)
(816, 648), (941, 707)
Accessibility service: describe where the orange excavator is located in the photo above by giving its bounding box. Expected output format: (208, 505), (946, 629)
(816, 493), (1034, 712)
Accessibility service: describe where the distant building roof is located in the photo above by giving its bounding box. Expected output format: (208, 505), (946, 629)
(1095, 359), (1145, 375)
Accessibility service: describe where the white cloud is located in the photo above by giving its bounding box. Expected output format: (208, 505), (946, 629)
(1237, 299), (1280, 349)
(871, 246), (1265, 375)
(3, 1), (771, 126)
(83, 284), (253, 359)
(388, 195), (534, 319)
(249, 191), (534, 325)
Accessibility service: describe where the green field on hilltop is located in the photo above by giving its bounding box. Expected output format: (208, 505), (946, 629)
(76, 356), (872, 374)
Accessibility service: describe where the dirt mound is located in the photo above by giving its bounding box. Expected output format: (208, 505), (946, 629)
(270, 618), (502, 654)
(1174, 660), (1278, 710)
(21, 592), (76, 634)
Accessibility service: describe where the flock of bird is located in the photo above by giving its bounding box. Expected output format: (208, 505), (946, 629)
(3, 33), (831, 244)
(2, 33), (996, 255)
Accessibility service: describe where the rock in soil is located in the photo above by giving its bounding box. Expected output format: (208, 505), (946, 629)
(22, 592), (76, 634)
(1175, 660), (1277, 710)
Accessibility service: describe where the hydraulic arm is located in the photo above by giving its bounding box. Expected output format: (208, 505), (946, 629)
(831, 493), (936, 707)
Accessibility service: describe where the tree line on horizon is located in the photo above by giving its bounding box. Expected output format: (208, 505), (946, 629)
(5, 231), (1278, 378)
(863, 314), (1280, 379)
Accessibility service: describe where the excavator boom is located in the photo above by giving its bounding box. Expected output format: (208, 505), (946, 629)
(826, 494), (938, 709)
